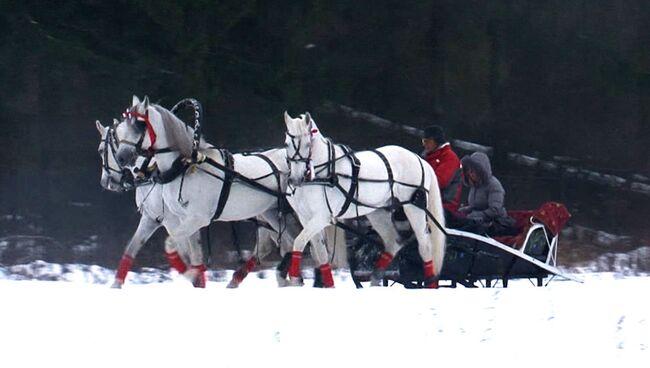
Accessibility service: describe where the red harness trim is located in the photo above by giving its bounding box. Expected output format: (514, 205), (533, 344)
(122, 110), (157, 151)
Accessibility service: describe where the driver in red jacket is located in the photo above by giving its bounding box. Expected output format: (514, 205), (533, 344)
(421, 125), (462, 217)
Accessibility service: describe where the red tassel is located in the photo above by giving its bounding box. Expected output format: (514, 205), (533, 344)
(288, 251), (303, 278)
(375, 252), (393, 270)
(165, 251), (187, 274)
(320, 263), (335, 288)
(115, 254), (134, 283)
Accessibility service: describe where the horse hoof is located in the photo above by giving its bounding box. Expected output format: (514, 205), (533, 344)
(288, 276), (304, 287)
(185, 267), (207, 288)
(226, 280), (239, 289)
(370, 270), (385, 287)
(192, 277), (206, 288)
(110, 281), (123, 289)
(276, 278), (289, 288)
(276, 271), (289, 287)
(425, 281), (439, 289)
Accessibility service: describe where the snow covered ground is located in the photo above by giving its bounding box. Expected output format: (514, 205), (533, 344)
(0, 266), (648, 368)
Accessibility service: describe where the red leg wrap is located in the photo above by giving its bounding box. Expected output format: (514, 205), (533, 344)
(191, 264), (207, 288)
(115, 255), (134, 284)
(320, 263), (335, 288)
(244, 256), (257, 273)
(288, 251), (303, 278)
(165, 251), (188, 274)
(375, 252), (394, 270)
(232, 257), (258, 285)
(231, 270), (245, 285)
(423, 260), (439, 289)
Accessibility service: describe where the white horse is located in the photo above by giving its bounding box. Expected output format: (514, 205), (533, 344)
(96, 120), (206, 287)
(97, 117), (298, 288)
(111, 96), (334, 287)
(283, 112), (446, 288)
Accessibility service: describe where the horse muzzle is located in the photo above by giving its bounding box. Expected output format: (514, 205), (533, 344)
(115, 146), (138, 168)
(288, 175), (305, 188)
(100, 170), (134, 192)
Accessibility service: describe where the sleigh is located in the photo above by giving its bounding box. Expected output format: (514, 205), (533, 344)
(344, 202), (582, 288)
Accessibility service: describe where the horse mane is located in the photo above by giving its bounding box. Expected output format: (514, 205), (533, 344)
(153, 104), (194, 157)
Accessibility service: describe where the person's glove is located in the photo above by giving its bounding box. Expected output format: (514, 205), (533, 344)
(466, 211), (485, 222)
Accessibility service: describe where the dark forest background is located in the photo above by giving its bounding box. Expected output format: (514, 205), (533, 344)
(0, 0), (648, 269)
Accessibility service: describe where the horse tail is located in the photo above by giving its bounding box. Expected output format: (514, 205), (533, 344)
(426, 166), (447, 276)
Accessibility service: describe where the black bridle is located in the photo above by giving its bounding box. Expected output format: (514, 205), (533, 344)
(119, 109), (153, 157)
(100, 125), (135, 190)
(285, 130), (318, 183)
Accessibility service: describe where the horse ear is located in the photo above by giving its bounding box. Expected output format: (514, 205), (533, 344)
(284, 111), (292, 126)
(112, 118), (119, 127)
(132, 95), (141, 106)
(143, 96), (150, 109)
(95, 120), (106, 136)
(305, 112), (312, 126)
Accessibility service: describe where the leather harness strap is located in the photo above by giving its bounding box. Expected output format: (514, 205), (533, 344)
(213, 149), (235, 219)
(250, 152), (287, 213)
(333, 144), (360, 217)
(370, 149), (396, 207)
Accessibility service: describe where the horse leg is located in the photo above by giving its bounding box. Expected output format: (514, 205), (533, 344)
(402, 204), (438, 288)
(227, 219), (274, 288)
(274, 213), (302, 286)
(308, 230), (335, 288)
(112, 215), (161, 288)
(288, 219), (329, 287)
(182, 231), (207, 288)
(259, 209), (316, 287)
(260, 210), (298, 287)
(164, 235), (188, 274)
(168, 228), (206, 288)
(365, 209), (403, 286)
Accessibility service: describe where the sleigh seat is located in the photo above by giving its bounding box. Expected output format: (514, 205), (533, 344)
(493, 202), (571, 263)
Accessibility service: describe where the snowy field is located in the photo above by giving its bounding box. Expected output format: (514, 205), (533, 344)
(1, 268), (648, 368)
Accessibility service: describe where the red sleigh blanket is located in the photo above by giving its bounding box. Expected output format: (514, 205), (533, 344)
(494, 202), (571, 249)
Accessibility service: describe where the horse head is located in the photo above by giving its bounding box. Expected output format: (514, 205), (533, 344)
(113, 95), (159, 168)
(95, 119), (134, 192)
(114, 95), (196, 169)
(284, 111), (320, 187)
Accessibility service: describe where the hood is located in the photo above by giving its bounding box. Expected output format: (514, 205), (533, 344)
(461, 151), (492, 186)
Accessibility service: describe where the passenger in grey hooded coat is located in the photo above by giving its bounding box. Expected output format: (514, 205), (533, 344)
(457, 152), (515, 233)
